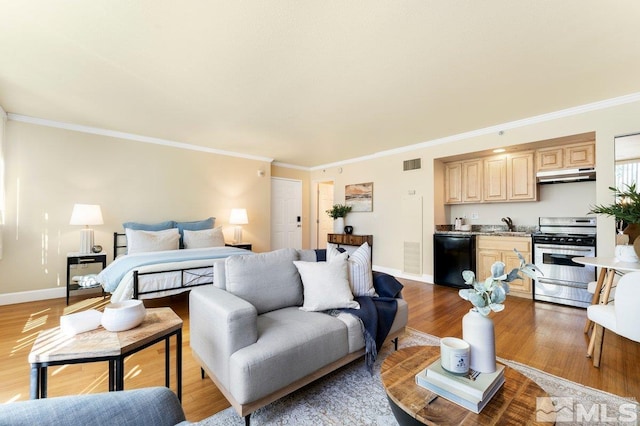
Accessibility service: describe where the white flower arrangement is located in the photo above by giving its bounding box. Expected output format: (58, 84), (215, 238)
(459, 249), (541, 316)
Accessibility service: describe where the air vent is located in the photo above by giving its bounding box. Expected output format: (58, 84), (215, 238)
(403, 158), (421, 171)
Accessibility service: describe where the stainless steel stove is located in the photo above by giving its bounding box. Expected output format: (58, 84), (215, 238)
(532, 217), (597, 308)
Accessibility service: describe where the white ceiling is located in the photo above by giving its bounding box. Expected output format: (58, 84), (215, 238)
(1, 1), (640, 168)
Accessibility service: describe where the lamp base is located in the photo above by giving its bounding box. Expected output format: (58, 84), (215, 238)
(79, 228), (94, 254)
(233, 226), (243, 244)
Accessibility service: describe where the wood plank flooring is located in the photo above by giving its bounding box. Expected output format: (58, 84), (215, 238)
(1, 280), (638, 422)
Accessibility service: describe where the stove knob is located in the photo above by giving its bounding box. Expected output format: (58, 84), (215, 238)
(567, 238), (575, 243)
(575, 238), (582, 243)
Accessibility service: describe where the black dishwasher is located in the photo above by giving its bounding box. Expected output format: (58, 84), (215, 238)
(433, 234), (476, 288)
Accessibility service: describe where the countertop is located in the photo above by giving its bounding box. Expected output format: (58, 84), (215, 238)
(435, 230), (533, 237)
(434, 225), (536, 237)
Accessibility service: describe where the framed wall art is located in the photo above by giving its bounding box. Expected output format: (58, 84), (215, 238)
(345, 182), (373, 212)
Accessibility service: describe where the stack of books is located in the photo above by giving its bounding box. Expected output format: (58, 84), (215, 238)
(415, 358), (505, 414)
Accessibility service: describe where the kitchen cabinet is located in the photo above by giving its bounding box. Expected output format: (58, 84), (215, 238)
(483, 156), (507, 202)
(476, 235), (532, 299)
(536, 141), (595, 171)
(444, 162), (462, 204)
(483, 151), (536, 203)
(444, 160), (483, 204)
(507, 151), (537, 201)
(462, 160), (483, 202)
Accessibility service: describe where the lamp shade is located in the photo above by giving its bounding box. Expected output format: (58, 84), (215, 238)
(69, 204), (104, 226)
(229, 208), (248, 225)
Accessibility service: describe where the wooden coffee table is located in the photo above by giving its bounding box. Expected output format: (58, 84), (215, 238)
(28, 307), (182, 401)
(381, 345), (549, 425)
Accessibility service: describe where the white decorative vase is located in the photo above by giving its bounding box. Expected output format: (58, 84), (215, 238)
(462, 309), (496, 373)
(615, 244), (639, 263)
(101, 300), (146, 332)
(334, 217), (345, 234)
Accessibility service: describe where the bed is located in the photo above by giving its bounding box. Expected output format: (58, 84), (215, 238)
(97, 219), (251, 302)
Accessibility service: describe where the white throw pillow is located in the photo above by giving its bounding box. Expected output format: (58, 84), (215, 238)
(295, 252), (360, 312)
(327, 243), (376, 297)
(183, 227), (225, 249)
(126, 228), (180, 254)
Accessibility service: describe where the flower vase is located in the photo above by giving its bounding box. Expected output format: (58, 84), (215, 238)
(462, 309), (496, 373)
(333, 217), (345, 234)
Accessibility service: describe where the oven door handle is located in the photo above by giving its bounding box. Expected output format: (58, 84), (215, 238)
(534, 245), (594, 252)
(536, 277), (589, 288)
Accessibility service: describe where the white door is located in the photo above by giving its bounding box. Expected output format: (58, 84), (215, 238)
(271, 178), (302, 250)
(316, 181), (334, 249)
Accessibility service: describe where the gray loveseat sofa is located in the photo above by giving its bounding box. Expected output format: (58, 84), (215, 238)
(0, 387), (186, 426)
(190, 248), (408, 424)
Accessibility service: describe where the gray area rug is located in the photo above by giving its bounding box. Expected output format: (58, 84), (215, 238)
(195, 328), (637, 425)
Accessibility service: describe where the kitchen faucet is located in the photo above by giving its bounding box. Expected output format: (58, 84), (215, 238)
(501, 217), (515, 232)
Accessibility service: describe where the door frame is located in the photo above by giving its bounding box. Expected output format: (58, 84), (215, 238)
(311, 179), (334, 249)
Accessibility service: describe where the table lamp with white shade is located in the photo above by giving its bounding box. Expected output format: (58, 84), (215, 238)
(229, 208), (248, 243)
(69, 204), (104, 254)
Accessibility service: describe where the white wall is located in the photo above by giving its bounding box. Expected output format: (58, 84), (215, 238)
(310, 100), (640, 281)
(0, 120), (272, 301)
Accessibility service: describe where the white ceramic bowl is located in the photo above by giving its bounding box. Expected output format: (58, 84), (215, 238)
(101, 300), (146, 332)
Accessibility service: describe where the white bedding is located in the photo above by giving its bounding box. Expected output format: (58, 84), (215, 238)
(100, 246), (250, 302)
(110, 259), (217, 302)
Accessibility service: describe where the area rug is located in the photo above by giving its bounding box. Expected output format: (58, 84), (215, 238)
(195, 328), (637, 425)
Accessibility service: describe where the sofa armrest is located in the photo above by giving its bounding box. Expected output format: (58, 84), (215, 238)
(0, 387), (186, 426)
(189, 286), (258, 389)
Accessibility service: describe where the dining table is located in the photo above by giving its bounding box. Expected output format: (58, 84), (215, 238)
(573, 256), (640, 365)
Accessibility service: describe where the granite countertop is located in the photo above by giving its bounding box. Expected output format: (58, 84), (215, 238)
(434, 225), (536, 237)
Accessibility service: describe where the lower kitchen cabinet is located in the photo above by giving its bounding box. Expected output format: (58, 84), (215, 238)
(476, 236), (532, 299)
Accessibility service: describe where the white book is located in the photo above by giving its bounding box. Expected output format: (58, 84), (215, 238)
(425, 358), (505, 400)
(415, 369), (505, 414)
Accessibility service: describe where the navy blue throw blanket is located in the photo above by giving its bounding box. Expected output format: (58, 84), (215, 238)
(340, 296), (398, 374)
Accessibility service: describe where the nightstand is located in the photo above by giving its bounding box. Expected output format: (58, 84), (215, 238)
(66, 252), (107, 305)
(225, 242), (252, 251)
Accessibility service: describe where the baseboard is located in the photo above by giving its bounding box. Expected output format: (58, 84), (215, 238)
(0, 287), (65, 306)
(373, 264), (432, 284)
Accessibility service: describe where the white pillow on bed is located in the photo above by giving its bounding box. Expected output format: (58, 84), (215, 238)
(183, 227), (225, 249)
(126, 228), (180, 254)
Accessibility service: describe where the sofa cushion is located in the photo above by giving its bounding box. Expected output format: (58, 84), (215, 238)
(328, 243), (376, 297)
(225, 248), (302, 314)
(229, 307), (349, 404)
(294, 252), (359, 312)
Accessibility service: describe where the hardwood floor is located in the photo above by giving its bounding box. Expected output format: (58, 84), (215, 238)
(1, 280), (638, 422)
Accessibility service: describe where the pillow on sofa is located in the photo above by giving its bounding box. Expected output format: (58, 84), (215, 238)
(328, 243), (376, 297)
(183, 227), (225, 249)
(294, 252), (360, 312)
(126, 228), (180, 254)
(225, 248), (302, 314)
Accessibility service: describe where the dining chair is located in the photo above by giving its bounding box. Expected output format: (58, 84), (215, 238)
(586, 271), (640, 367)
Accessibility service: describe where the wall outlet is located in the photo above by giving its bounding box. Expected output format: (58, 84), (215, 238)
(470, 212), (479, 220)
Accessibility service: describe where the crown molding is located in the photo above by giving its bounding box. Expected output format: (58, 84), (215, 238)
(7, 91), (640, 170)
(310, 92), (640, 171)
(6, 113), (274, 163)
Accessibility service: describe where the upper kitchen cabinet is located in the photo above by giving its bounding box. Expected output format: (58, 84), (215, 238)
(483, 156), (507, 202)
(444, 162), (463, 204)
(536, 141), (595, 171)
(507, 151), (537, 201)
(445, 152), (536, 204)
(483, 151), (536, 203)
(444, 159), (483, 204)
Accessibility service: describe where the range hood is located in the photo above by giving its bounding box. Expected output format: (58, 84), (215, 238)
(536, 168), (596, 184)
